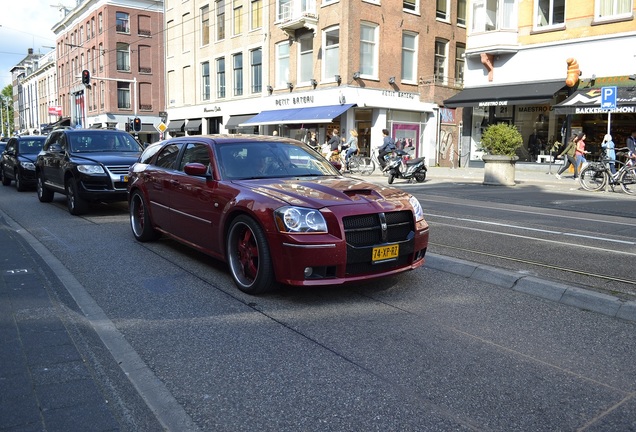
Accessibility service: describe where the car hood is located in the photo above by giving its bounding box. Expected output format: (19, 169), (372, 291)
(233, 176), (411, 209)
(19, 153), (39, 163)
(70, 152), (141, 165)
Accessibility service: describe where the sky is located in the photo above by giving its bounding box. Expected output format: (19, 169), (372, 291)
(0, 0), (66, 89)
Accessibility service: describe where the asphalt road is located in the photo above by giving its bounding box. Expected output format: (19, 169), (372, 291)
(1, 179), (635, 431)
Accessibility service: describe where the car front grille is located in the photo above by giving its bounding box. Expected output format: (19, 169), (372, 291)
(343, 210), (413, 247)
(106, 165), (131, 175)
(342, 210), (415, 276)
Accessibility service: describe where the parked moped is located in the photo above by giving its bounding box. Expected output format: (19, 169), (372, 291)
(383, 150), (427, 184)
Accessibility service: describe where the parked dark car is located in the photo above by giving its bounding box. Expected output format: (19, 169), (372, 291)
(36, 129), (143, 215)
(1, 135), (46, 191)
(128, 135), (429, 294)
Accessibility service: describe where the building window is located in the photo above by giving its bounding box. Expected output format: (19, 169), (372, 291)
(276, 42), (290, 87)
(100, 81), (104, 109)
(251, 0), (262, 30)
(403, 0), (417, 11)
(138, 45), (151, 73)
(116, 12), (130, 33)
(298, 35), (313, 84)
(535, 0), (565, 28)
(138, 15), (151, 37)
(216, 57), (226, 98)
(401, 32), (417, 82)
(434, 39), (448, 83)
(455, 43), (465, 85)
(116, 43), (130, 72)
(323, 27), (339, 81)
(201, 6), (210, 45)
(216, 0), (225, 41)
(595, 0), (632, 19)
(91, 18), (95, 38)
(233, 1), (243, 36)
(250, 48), (262, 93)
(436, 0), (449, 19)
(233, 53), (243, 96)
(202, 62), (210, 100)
(98, 13), (103, 33)
(99, 43), (104, 71)
(360, 23), (378, 78)
(458, 0), (467, 25)
(117, 82), (131, 109)
(472, 0), (517, 31)
(80, 26), (84, 43)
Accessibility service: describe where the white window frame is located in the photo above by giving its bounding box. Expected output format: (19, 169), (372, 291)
(360, 22), (378, 79)
(401, 32), (417, 84)
(297, 34), (313, 85)
(201, 5), (210, 46)
(201, 61), (210, 101)
(233, 0), (243, 36)
(250, 0), (263, 31)
(233, 52), (243, 96)
(116, 43), (130, 72)
(434, 39), (448, 85)
(322, 26), (340, 82)
(436, 0), (450, 21)
(594, 0), (633, 21)
(275, 42), (290, 88)
(534, 0), (565, 30)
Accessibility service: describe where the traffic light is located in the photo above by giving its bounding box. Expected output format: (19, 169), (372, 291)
(133, 117), (141, 132)
(81, 69), (90, 86)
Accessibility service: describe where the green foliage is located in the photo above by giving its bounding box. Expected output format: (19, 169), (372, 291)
(480, 123), (523, 156)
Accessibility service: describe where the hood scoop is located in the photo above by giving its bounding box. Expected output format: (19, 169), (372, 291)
(343, 188), (380, 199)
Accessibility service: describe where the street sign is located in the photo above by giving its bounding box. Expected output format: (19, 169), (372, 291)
(600, 86), (617, 110)
(156, 122), (167, 133)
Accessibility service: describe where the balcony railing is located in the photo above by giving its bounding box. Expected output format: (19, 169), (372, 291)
(276, 0), (318, 35)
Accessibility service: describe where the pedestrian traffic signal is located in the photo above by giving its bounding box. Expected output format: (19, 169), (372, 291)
(133, 117), (141, 132)
(81, 69), (90, 86)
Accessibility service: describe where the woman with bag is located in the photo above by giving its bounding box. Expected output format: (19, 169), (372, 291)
(555, 135), (578, 180)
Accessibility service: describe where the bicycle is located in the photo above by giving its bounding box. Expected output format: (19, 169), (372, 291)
(579, 148), (636, 194)
(347, 152), (375, 175)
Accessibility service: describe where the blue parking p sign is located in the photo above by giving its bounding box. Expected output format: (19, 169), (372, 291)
(601, 86), (617, 110)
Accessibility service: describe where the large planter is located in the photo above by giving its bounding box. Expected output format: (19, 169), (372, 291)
(482, 155), (518, 186)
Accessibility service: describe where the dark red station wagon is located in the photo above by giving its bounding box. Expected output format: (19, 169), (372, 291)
(128, 135), (429, 294)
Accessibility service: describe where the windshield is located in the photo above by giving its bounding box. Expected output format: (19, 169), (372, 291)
(18, 138), (45, 154)
(69, 132), (142, 153)
(217, 141), (340, 180)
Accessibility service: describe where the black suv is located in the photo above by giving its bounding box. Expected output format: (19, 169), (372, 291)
(36, 129), (142, 215)
(1, 135), (46, 191)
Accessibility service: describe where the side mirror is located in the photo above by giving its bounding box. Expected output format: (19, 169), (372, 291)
(184, 162), (212, 177)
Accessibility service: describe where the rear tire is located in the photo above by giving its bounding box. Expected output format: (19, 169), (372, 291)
(37, 173), (54, 202)
(415, 171), (427, 183)
(579, 165), (606, 192)
(227, 215), (275, 294)
(1, 168), (10, 186)
(66, 179), (89, 215)
(387, 172), (395, 184)
(619, 166), (636, 195)
(130, 190), (160, 241)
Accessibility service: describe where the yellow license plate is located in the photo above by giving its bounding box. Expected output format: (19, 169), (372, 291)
(121, 175), (129, 182)
(372, 244), (399, 262)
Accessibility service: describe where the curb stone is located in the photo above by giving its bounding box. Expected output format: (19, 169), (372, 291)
(425, 253), (636, 323)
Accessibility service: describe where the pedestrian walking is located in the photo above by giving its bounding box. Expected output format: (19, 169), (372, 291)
(555, 136), (577, 179)
(574, 132), (590, 174)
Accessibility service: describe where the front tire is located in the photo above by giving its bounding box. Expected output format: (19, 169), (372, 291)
(37, 173), (54, 202)
(227, 215), (275, 294)
(387, 171), (395, 184)
(619, 166), (636, 195)
(130, 190), (160, 241)
(15, 171), (26, 192)
(66, 179), (89, 215)
(1, 168), (10, 186)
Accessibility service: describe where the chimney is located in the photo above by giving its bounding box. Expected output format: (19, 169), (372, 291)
(28, 48), (33, 55)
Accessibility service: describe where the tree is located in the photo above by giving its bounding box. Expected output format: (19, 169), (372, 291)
(1, 85), (14, 137)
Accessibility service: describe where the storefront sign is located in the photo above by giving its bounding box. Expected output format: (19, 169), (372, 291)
(48, 106), (62, 116)
(203, 106), (221, 112)
(275, 95), (315, 106)
(381, 90), (417, 99)
(575, 106), (635, 114)
(479, 101), (508, 106)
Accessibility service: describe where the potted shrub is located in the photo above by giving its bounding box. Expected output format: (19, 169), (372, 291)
(480, 123), (523, 186)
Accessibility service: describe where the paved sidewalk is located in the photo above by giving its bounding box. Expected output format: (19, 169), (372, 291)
(0, 217), (120, 431)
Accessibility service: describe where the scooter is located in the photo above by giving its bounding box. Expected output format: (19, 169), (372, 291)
(383, 150), (427, 184)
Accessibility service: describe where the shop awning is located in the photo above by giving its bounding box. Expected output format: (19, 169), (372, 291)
(241, 104), (355, 126)
(185, 119), (202, 132)
(140, 124), (156, 132)
(553, 79), (636, 114)
(167, 120), (185, 132)
(443, 80), (566, 108)
(225, 115), (256, 129)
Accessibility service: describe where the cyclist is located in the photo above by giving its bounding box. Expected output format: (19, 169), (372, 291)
(378, 129), (396, 169)
(343, 129), (359, 169)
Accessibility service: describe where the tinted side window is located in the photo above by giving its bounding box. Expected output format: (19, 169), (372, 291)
(139, 143), (163, 164)
(155, 144), (182, 169)
(178, 143), (210, 171)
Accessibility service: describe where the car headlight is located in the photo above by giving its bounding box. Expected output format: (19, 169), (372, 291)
(409, 196), (424, 222)
(19, 161), (35, 170)
(274, 206), (328, 233)
(77, 164), (105, 174)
